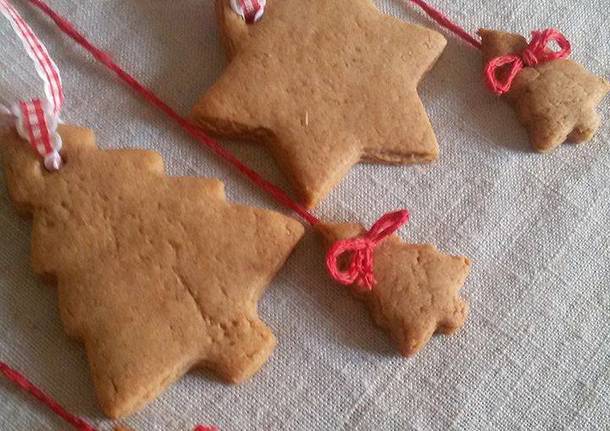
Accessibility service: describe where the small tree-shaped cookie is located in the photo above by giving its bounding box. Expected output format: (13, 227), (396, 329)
(318, 223), (470, 356)
(479, 29), (610, 152)
(1, 124), (304, 418)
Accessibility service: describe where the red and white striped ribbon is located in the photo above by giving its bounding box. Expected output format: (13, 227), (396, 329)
(230, 0), (266, 24)
(1, 0), (64, 170)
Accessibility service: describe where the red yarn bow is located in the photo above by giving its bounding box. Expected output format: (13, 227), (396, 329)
(326, 210), (410, 290)
(485, 28), (571, 95)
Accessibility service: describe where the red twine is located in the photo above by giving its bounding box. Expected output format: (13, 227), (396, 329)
(0, 360), (217, 430)
(485, 28), (571, 95)
(326, 210), (410, 290)
(407, 0), (481, 49)
(0, 361), (98, 431)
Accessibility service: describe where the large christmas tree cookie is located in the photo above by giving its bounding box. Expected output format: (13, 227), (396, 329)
(1, 124), (304, 418)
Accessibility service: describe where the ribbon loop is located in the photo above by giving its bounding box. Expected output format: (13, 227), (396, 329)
(522, 28), (571, 66)
(367, 209), (411, 242)
(484, 54), (524, 95)
(12, 99), (63, 170)
(230, 0), (266, 24)
(326, 210), (410, 290)
(1, 0), (64, 170)
(484, 28), (571, 95)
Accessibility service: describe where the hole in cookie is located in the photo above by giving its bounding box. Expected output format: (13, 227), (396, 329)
(41, 152), (68, 175)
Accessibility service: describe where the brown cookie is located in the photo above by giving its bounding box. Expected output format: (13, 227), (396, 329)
(479, 29), (610, 152)
(193, 0), (447, 208)
(1, 124), (304, 418)
(317, 222), (470, 356)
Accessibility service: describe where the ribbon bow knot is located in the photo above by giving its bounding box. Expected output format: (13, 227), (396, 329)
(485, 28), (571, 95)
(325, 210), (410, 290)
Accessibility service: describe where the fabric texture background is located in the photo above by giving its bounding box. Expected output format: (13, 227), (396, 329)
(0, 0), (608, 429)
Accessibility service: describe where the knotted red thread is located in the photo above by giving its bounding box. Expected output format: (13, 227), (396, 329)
(326, 210), (410, 290)
(485, 28), (571, 95)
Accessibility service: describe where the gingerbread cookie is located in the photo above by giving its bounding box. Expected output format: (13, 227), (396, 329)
(1, 124), (304, 418)
(193, 0), (447, 208)
(479, 29), (610, 152)
(318, 222), (470, 356)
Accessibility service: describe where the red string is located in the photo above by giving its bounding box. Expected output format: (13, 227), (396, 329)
(0, 361), (98, 431)
(485, 28), (571, 95)
(1, 360), (217, 429)
(326, 210), (409, 290)
(25, 0), (319, 227)
(406, 0), (482, 49)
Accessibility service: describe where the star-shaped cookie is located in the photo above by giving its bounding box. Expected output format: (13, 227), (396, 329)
(1, 125), (304, 418)
(479, 29), (610, 152)
(317, 223), (470, 356)
(193, 0), (447, 207)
